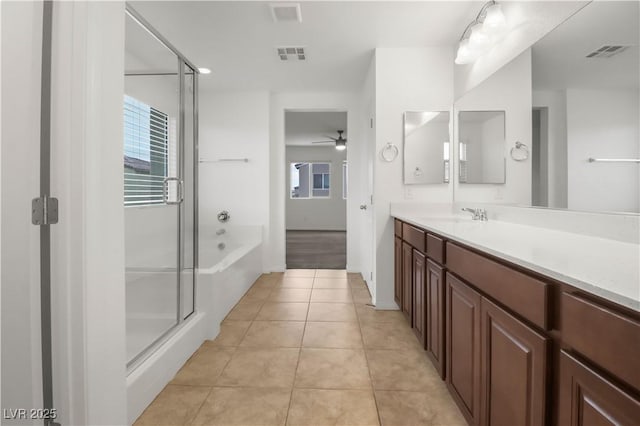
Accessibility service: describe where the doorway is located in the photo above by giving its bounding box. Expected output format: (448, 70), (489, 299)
(532, 107), (549, 207)
(285, 111), (348, 269)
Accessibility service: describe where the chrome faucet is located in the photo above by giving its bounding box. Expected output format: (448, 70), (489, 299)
(461, 207), (488, 221)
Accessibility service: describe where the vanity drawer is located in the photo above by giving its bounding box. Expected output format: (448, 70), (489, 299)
(446, 243), (549, 330)
(561, 292), (640, 390)
(402, 223), (425, 252)
(426, 233), (445, 264)
(395, 219), (403, 237)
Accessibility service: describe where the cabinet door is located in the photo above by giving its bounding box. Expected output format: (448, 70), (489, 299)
(402, 241), (413, 324)
(446, 273), (481, 426)
(412, 250), (426, 347)
(480, 298), (548, 426)
(394, 236), (402, 308)
(426, 259), (445, 379)
(559, 351), (640, 426)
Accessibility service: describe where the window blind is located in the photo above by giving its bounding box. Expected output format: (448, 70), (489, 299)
(123, 95), (169, 206)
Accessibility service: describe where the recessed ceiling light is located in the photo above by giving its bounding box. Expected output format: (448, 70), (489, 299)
(198, 68), (211, 74)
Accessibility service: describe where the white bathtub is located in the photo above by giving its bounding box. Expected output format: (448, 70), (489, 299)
(198, 225), (263, 335)
(126, 225), (263, 425)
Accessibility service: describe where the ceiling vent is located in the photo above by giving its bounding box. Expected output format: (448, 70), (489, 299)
(277, 47), (306, 61)
(270, 3), (302, 23)
(586, 45), (630, 58)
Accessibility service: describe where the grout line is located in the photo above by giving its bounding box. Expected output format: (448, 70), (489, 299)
(186, 386), (214, 426)
(361, 320), (383, 426)
(285, 321), (306, 425)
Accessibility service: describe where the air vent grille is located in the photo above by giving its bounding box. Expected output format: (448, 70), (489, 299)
(270, 3), (302, 23)
(586, 45), (630, 58)
(277, 46), (306, 61)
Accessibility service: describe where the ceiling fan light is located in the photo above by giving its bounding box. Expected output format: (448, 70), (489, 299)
(483, 3), (507, 35)
(335, 140), (346, 150)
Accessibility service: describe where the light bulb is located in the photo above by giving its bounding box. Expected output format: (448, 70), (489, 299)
(455, 39), (478, 65)
(198, 67), (212, 74)
(469, 23), (491, 53)
(483, 3), (507, 35)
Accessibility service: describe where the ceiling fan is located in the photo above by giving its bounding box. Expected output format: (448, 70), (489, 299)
(312, 130), (347, 151)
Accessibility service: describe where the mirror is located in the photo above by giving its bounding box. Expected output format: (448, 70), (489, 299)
(458, 111), (506, 184)
(403, 111), (450, 184)
(531, 1), (639, 214)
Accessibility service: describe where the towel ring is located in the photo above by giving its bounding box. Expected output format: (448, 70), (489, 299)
(380, 142), (399, 162)
(510, 141), (529, 162)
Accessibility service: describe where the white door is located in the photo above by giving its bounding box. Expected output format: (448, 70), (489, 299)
(360, 103), (375, 294)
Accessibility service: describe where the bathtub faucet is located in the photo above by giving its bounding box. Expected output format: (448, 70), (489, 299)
(216, 229), (226, 236)
(217, 210), (231, 223)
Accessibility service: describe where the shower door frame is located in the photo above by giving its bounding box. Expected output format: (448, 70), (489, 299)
(125, 3), (199, 371)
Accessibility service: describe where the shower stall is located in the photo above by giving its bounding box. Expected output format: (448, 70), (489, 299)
(124, 6), (198, 370)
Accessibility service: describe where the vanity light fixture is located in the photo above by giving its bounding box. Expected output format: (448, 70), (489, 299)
(455, 0), (508, 65)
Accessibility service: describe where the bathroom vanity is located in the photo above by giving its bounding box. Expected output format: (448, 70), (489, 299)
(391, 213), (640, 426)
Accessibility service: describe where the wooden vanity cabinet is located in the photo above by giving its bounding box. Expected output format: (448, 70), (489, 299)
(401, 241), (413, 324)
(392, 218), (639, 426)
(425, 259), (445, 378)
(412, 250), (427, 346)
(446, 273), (482, 426)
(446, 272), (549, 426)
(480, 297), (548, 426)
(558, 351), (640, 426)
(394, 236), (402, 308)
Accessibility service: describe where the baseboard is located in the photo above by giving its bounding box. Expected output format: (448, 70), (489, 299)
(373, 301), (401, 311)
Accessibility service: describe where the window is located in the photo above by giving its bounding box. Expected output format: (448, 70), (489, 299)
(290, 162), (331, 199)
(123, 95), (170, 206)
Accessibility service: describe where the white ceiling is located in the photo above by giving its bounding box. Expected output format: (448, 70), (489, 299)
(128, 1), (482, 92)
(285, 111), (348, 146)
(532, 1), (639, 91)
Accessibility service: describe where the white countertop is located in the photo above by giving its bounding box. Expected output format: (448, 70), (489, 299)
(391, 211), (640, 312)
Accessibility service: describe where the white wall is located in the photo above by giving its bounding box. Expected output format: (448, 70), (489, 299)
(285, 146), (347, 231)
(566, 88), (640, 213)
(50, 2), (128, 424)
(269, 91), (363, 273)
(373, 47), (454, 309)
(199, 90), (270, 266)
(533, 89), (568, 208)
(454, 49), (532, 206)
(1, 2), (44, 422)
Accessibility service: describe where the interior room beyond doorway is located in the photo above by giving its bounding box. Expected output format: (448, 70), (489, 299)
(285, 111), (348, 269)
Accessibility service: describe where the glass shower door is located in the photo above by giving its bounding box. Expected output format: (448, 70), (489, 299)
(124, 12), (181, 366)
(181, 63), (197, 319)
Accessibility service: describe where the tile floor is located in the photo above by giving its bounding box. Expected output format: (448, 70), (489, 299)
(134, 269), (466, 426)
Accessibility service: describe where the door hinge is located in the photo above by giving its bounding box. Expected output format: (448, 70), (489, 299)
(370, 272), (373, 281)
(32, 195), (59, 225)
(370, 118), (373, 128)
(370, 194), (374, 205)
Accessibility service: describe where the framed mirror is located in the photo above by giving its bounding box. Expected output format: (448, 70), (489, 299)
(458, 111), (506, 184)
(403, 111), (451, 184)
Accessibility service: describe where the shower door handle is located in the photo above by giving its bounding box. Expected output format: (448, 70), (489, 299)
(163, 177), (184, 205)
